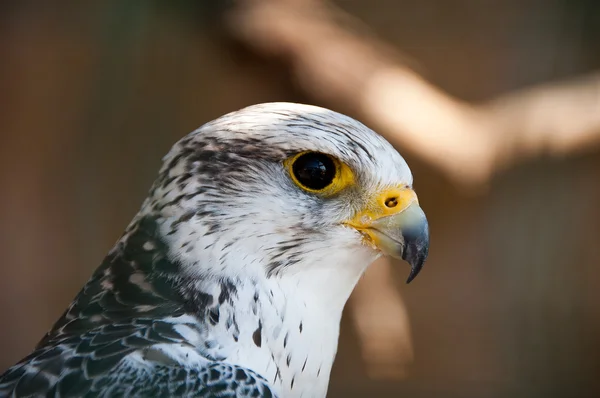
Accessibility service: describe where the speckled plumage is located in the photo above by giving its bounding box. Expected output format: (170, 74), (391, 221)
(0, 103), (425, 398)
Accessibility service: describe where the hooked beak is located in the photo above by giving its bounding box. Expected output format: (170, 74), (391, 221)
(345, 187), (429, 283)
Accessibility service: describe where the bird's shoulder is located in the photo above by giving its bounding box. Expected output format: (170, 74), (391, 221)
(38, 215), (192, 346)
(0, 317), (275, 397)
(0, 215), (276, 396)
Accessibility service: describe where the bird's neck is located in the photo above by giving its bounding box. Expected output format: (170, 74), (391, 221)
(180, 253), (372, 398)
(153, 211), (377, 397)
(196, 263), (368, 398)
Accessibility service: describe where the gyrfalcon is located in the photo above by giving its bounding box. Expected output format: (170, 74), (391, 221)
(0, 103), (429, 397)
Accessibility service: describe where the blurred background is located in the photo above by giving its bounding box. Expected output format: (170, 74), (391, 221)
(1, 1), (600, 397)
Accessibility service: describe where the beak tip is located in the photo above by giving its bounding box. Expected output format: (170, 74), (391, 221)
(401, 223), (429, 284)
(405, 268), (419, 284)
(404, 251), (427, 284)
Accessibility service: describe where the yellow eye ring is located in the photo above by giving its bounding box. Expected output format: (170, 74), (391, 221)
(284, 151), (355, 196)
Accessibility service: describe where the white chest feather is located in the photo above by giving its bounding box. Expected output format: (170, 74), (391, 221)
(228, 279), (345, 398)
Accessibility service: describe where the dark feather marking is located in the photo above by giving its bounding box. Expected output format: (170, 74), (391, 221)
(252, 321), (262, 348)
(222, 241), (235, 250)
(171, 210), (195, 229)
(271, 352), (282, 385)
(204, 340), (217, 349)
(209, 309), (220, 325)
(218, 280), (238, 305)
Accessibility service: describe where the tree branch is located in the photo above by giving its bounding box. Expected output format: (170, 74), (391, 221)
(227, 0), (600, 187)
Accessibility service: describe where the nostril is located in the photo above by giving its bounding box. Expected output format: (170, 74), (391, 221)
(385, 197), (398, 208)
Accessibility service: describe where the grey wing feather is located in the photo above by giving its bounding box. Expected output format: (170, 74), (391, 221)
(88, 362), (276, 398)
(0, 323), (277, 397)
(0, 347), (276, 398)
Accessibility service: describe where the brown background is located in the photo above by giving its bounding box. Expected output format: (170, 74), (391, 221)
(1, 1), (599, 397)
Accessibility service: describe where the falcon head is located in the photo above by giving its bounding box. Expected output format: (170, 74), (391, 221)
(145, 103), (428, 293)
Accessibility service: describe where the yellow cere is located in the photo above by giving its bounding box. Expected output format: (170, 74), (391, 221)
(345, 186), (418, 229)
(284, 152), (356, 196)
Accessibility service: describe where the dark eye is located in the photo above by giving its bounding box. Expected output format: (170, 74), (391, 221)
(291, 152), (336, 190)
